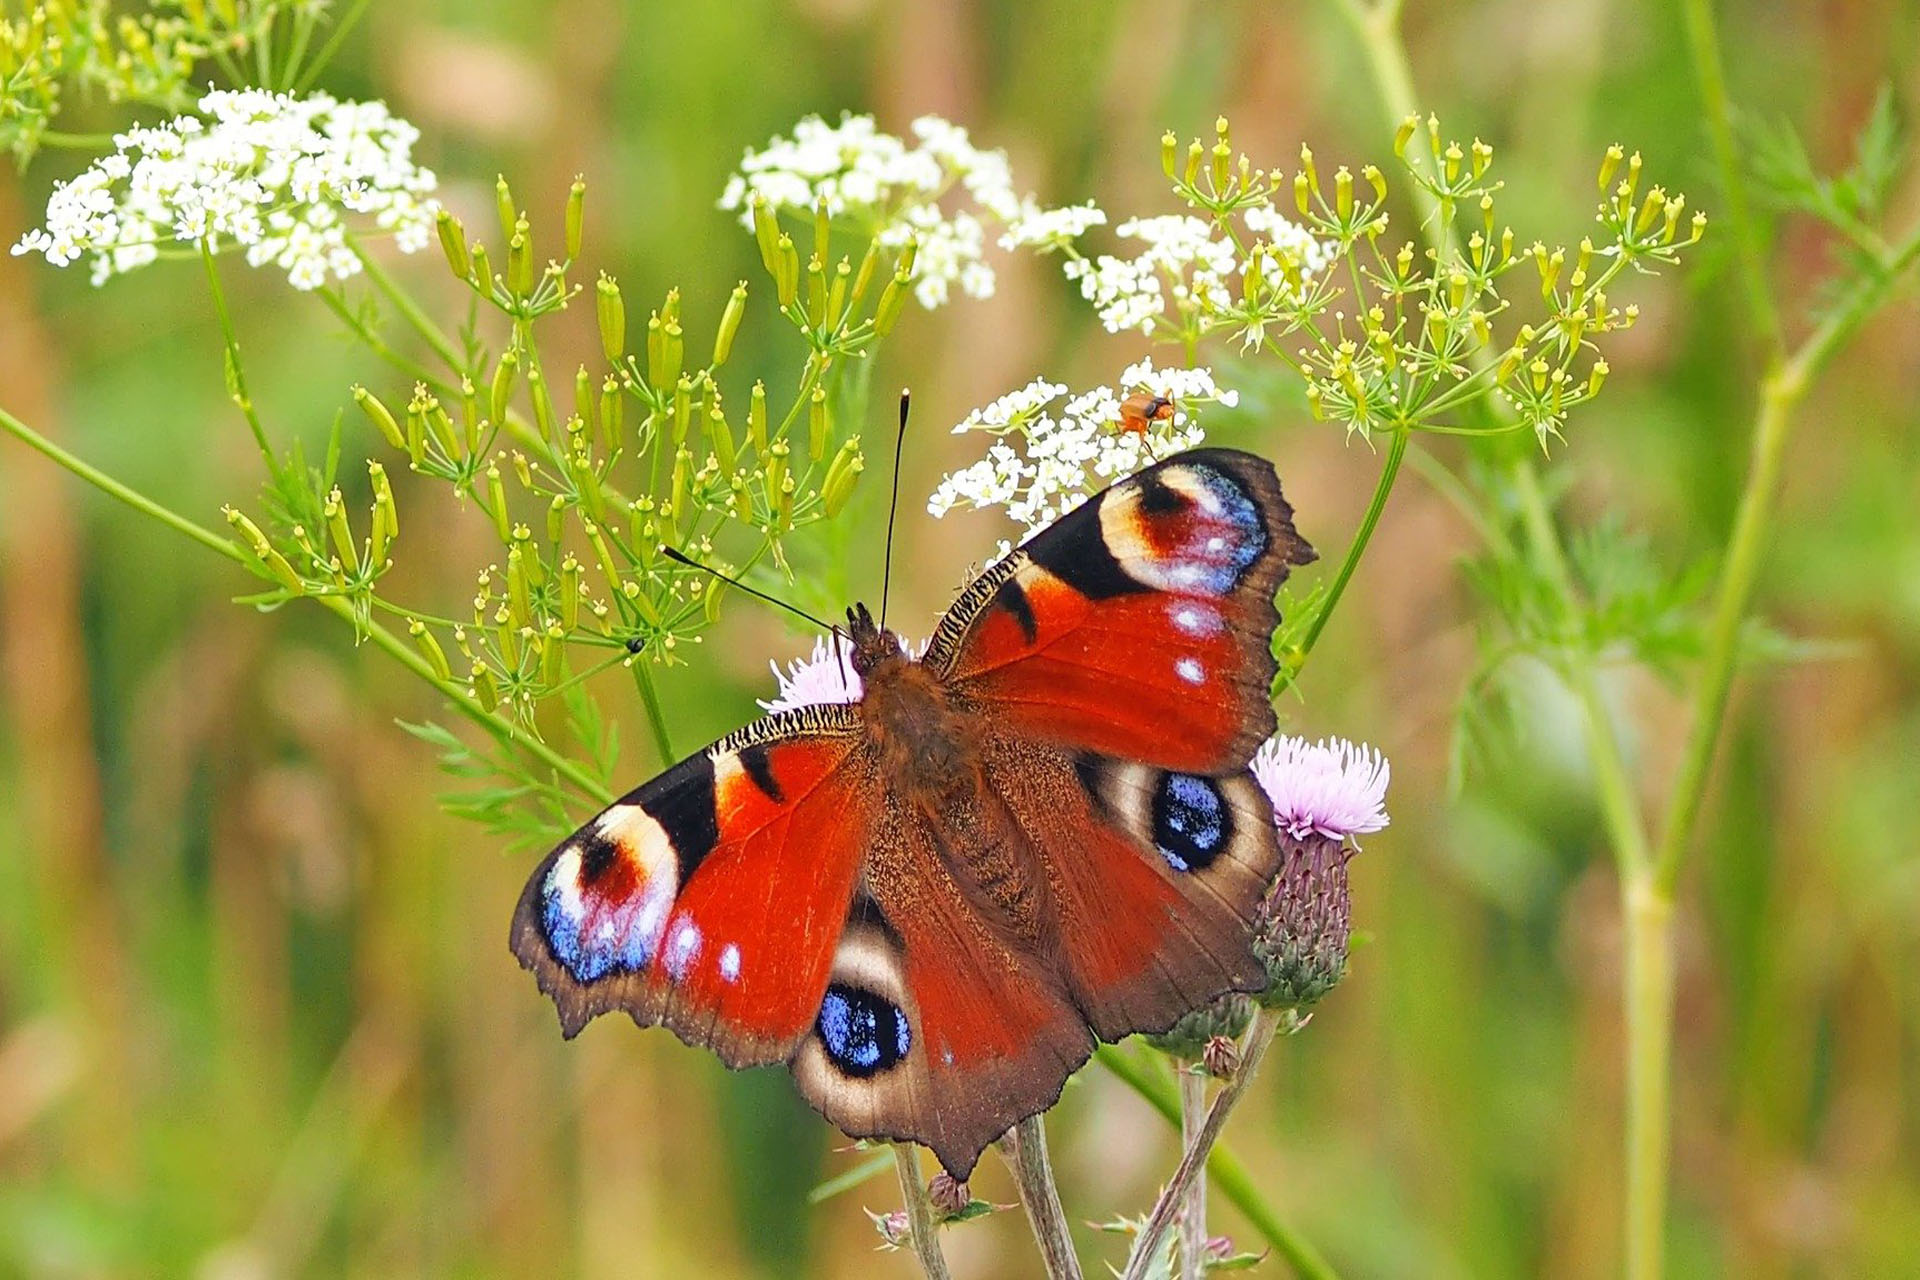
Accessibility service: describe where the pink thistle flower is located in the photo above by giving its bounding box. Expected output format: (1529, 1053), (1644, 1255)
(757, 636), (862, 712)
(1250, 734), (1390, 842)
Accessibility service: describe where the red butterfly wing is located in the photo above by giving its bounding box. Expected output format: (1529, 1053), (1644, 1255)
(789, 802), (1094, 1180)
(510, 705), (876, 1066)
(924, 448), (1314, 774)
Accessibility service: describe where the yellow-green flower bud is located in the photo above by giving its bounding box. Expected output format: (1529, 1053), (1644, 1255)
(470, 662), (500, 712)
(808, 385), (829, 458)
(850, 240), (881, 307)
(368, 461), (397, 564)
(1293, 170), (1311, 216)
(1393, 115), (1418, 158)
(559, 557), (582, 630)
(1334, 166), (1354, 220)
(224, 507), (304, 592)
(323, 486), (358, 572)
(508, 221), (533, 297)
(874, 272), (908, 338)
(707, 406), (736, 474)
(528, 366), (555, 439)
(1587, 359), (1610, 397)
(813, 196), (831, 266)
(565, 176), (586, 260)
(353, 385), (405, 451)
(714, 281), (747, 366)
(470, 240), (492, 292)
(1209, 140), (1231, 193)
(490, 350), (518, 427)
(1183, 140), (1203, 188)
(600, 376), (623, 449)
(764, 438), (789, 512)
(827, 258), (850, 326)
(748, 381), (768, 451)
(776, 233), (799, 307)
(494, 175), (516, 243)
(1471, 139), (1492, 179)
(1598, 143), (1624, 193)
(506, 546), (533, 629)
(661, 319), (683, 389)
(672, 374), (693, 446)
(752, 194), (781, 276)
(805, 254), (827, 327)
(597, 274), (625, 364)
(486, 464), (511, 543)
(409, 619), (452, 681)
(1161, 130), (1178, 179)
(436, 209), (471, 281)
(821, 437), (863, 517)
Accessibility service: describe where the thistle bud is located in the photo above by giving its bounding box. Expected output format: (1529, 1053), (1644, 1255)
(565, 176), (586, 260)
(435, 209), (471, 281)
(1202, 1035), (1240, 1080)
(1144, 993), (1253, 1061)
(597, 275), (625, 364)
(353, 385), (405, 451)
(714, 282), (747, 366)
(929, 1173), (971, 1220)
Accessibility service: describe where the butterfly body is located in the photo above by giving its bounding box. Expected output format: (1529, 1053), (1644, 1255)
(512, 448), (1315, 1176)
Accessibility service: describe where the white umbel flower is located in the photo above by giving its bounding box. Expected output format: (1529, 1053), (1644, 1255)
(928, 362), (1236, 540)
(1250, 735), (1391, 842)
(11, 88), (439, 290)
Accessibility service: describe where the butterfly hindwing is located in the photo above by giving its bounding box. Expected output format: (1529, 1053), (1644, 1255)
(510, 704), (875, 1067)
(924, 448), (1314, 775)
(789, 803), (1095, 1180)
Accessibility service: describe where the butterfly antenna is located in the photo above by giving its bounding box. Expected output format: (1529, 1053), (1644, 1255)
(879, 388), (911, 629)
(660, 546), (836, 634)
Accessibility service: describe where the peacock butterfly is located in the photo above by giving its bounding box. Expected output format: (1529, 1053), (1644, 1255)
(510, 447), (1316, 1178)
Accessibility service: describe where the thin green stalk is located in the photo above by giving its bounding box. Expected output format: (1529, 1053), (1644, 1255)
(1679, 0), (1782, 355)
(0, 405), (611, 808)
(1285, 427), (1407, 682)
(349, 238), (468, 374)
(1178, 1070), (1207, 1280)
(201, 244), (284, 482)
(631, 659), (677, 766)
(36, 130), (117, 148)
(1001, 1115), (1082, 1280)
(1621, 873), (1675, 1280)
(0, 406), (248, 566)
(292, 0), (378, 94)
(1094, 1045), (1339, 1280)
(1651, 224), (1920, 894)
(891, 1145), (953, 1280)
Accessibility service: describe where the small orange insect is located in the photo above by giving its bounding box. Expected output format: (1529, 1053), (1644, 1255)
(1116, 392), (1175, 434)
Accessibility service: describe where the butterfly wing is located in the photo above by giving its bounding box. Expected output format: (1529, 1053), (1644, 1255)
(788, 799), (1095, 1179)
(986, 738), (1281, 1041)
(922, 447), (1315, 775)
(510, 704), (877, 1067)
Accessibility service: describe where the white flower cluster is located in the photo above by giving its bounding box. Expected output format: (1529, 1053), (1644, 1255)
(928, 361), (1238, 545)
(11, 88), (439, 290)
(719, 113), (1081, 311)
(1251, 735), (1391, 842)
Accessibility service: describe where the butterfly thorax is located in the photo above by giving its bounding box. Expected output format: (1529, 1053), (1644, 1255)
(858, 648), (979, 807)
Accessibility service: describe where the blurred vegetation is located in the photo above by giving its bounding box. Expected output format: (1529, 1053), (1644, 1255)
(2, 1), (1918, 1277)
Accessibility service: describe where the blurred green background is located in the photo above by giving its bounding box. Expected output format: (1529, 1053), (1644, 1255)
(2, 0), (1918, 1275)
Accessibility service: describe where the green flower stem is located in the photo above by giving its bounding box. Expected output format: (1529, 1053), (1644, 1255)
(36, 131), (117, 148)
(1178, 1069), (1208, 1280)
(1283, 426), (1407, 686)
(201, 243), (283, 482)
(1652, 223), (1920, 895)
(348, 238), (468, 375)
(1121, 1010), (1286, 1280)
(1621, 872), (1675, 1280)
(1001, 1114), (1083, 1280)
(0, 404), (613, 811)
(891, 1145), (953, 1280)
(1094, 1044), (1338, 1280)
(1679, 0), (1782, 356)
(293, 0), (379, 94)
(630, 659), (677, 767)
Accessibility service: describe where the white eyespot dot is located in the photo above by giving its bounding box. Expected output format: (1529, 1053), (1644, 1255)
(1206, 535), (1227, 552)
(719, 943), (742, 983)
(942, 1048), (955, 1067)
(1176, 657), (1205, 685)
(664, 917), (702, 980)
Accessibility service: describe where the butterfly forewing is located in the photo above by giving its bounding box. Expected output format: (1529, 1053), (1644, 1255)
(924, 448), (1314, 775)
(510, 704), (874, 1067)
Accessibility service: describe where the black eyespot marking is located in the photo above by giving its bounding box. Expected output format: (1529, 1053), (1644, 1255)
(576, 829), (621, 884)
(628, 752), (719, 881)
(1071, 754), (1107, 815)
(995, 576), (1039, 645)
(817, 983), (912, 1077)
(1027, 492), (1150, 600)
(737, 742), (785, 803)
(1151, 772), (1231, 873)
(1137, 471), (1186, 516)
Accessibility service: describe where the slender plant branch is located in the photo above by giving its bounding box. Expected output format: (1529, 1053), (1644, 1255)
(1679, 0), (1783, 356)
(0, 404), (613, 809)
(1177, 1069), (1209, 1280)
(1122, 1011), (1286, 1280)
(1651, 222), (1920, 894)
(1093, 1044), (1338, 1279)
(891, 1145), (953, 1280)
(201, 243), (284, 482)
(630, 659), (678, 766)
(291, 0), (379, 94)
(1284, 427), (1408, 684)
(1000, 1115), (1083, 1280)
